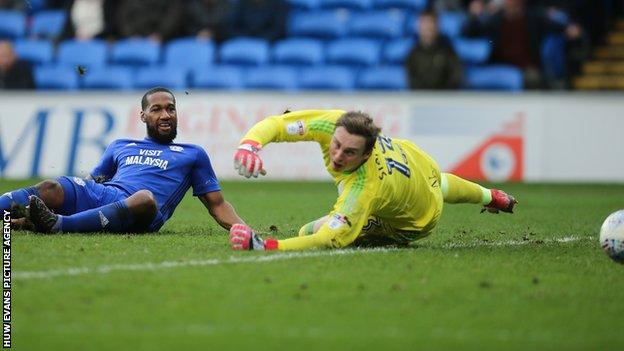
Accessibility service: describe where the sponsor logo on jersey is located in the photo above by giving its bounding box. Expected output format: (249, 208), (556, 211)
(328, 213), (351, 229)
(73, 177), (86, 186)
(169, 146), (184, 152)
(286, 120), (305, 136)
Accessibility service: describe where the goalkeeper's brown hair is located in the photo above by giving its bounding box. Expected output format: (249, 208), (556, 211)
(336, 111), (381, 155)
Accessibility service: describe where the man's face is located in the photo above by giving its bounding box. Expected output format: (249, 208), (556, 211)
(329, 126), (370, 172)
(0, 42), (15, 71)
(141, 91), (178, 144)
(418, 15), (438, 46)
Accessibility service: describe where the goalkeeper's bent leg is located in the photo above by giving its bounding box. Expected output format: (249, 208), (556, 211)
(441, 173), (492, 205)
(298, 215), (329, 236)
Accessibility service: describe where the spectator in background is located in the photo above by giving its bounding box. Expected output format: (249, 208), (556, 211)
(0, 40), (34, 89)
(405, 10), (463, 90)
(462, 0), (583, 89)
(227, 0), (289, 42)
(117, 0), (183, 42)
(0, 0), (25, 10)
(183, 0), (229, 42)
(59, 0), (120, 41)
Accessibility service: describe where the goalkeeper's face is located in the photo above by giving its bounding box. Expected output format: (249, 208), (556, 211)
(329, 127), (370, 172)
(141, 91), (178, 144)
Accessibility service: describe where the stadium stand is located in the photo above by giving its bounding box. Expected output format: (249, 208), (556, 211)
(219, 38), (270, 66)
(245, 65), (299, 90)
(164, 38), (216, 70)
(299, 65), (356, 90)
(30, 10), (66, 39)
(13, 39), (54, 65)
(34, 65), (79, 90)
(272, 38), (325, 65)
(193, 65), (245, 90)
(57, 40), (108, 68)
(464, 65), (524, 91)
(135, 66), (187, 90)
(110, 39), (161, 67)
(82, 66), (134, 91)
(326, 38), (381, 66)
(357, 66), (407, 90)
(0, 10), (26, 39)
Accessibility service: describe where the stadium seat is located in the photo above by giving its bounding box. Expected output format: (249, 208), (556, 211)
(245, 66), (298, 91)
(348, 10), (406, 40)
(299, 65), (355, 91)
(82, 66), (134, 90)
(134, 66), (187, 90)
(452, 38), (491, 65)
(13, 39), (54, 65)
(0, 11), (26, 39)
(272, 38), (324, 65)
(382, 38), (414, 64)
(30, 10), (67, 39)
(464, 65), (523, 91)
(357, 66), (407, 90)
(326, 39), (380, 66)
(288, 10), (349, 39)
(287, 0), (320, 10)
(192, 65), (245, 90)
(111, 39), (161, 66)
(164, 38), (215, 70)
(34, 65), (79, 90)
(541, 34), (566, 81)
(57, 39), (108, 68)
(439, 11), (466, 38)
(219, 38), (270, 66)
(320, 0), (372, 10)
(372, 0), (426, 11)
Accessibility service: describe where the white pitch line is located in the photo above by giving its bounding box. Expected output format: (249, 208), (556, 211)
(13, 236), (588, 281)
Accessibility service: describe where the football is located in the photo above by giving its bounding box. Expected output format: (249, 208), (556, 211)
(599, 210), (624, 264)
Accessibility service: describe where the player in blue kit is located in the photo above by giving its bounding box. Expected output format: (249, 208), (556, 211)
(0, 87), (247, 233)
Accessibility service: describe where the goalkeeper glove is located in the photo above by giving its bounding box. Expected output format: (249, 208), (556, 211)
(229, 223), (278, 251)
(233, 140), (265, 178)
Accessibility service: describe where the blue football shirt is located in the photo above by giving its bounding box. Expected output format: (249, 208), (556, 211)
(90, 137), (221, 222)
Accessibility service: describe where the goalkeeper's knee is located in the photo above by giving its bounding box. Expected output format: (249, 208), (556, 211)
(298, 221), (316, 236)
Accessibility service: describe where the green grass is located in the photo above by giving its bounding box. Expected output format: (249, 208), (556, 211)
(6, 180), (624, 350)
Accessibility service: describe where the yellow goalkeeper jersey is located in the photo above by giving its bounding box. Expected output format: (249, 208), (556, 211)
(240, 110), (443, 250)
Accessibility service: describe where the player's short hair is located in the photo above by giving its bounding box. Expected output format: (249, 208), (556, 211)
(419, 9), (438, 21)
(336, 111), (381, 155)
(141, 87), (176, 111)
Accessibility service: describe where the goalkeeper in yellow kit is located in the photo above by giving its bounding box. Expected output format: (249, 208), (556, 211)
(229, 110), (517, 251)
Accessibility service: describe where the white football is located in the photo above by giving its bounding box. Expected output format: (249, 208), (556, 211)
(599, 210), (624, 264)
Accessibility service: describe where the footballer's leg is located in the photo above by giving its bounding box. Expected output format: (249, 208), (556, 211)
(298, 215), (329, 236)
(441, 173), (517, 213)
(0, 179), (64, 217)
(29, 187), (158, 234)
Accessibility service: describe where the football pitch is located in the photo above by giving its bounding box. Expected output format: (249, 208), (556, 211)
(7, 180), (624, 350)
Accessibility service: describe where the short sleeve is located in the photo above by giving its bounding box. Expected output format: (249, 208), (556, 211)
(191, 146), (221, 196)
(90, 140), (118, 180)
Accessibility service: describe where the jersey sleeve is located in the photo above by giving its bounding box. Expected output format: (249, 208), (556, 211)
(191, 146), (221, 196)
(90, 140), (119, 180)
(240, 110), (345, 147)
(277, 166), (377, 250)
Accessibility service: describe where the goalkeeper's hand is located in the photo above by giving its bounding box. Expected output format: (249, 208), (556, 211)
(229, 223), (278, 251)
(233, 140), (265, 178)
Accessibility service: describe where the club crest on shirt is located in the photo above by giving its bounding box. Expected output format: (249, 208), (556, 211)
(73, 177), (86, 186)
(286, 120), (305, 135)
(328, 213), (351, 229)
(169, 146), (184, 152)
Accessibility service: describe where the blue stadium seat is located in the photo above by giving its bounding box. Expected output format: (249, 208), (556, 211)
(372, 0), (426, 11)
(272, 38), (324, 65)
(135, 66), (187, 90)
(0, 11), (26, 39)
(25, 0), (47, 14)
(299, 65), (355, 91)
(348, 10), (406, 39)
(111, 39), (161, 66)
(31, 10), (67, 39)
(287, 0), (320, 10)
(13, 39), (54, 65)
(219, 38), (270, 66)
(164, 38), (215, 70)
(382, 38), (414, 64)
(193, 65), (245, 90)
(357, 66), (407, 90)
(452, 38), (491, 65)
(57, 39), (108, 68)
(326, 39), (380, 66)
(82, 66), (134, 90)
(245, 66), (298, 91)
(439, 11), (466, 38)
(320, 0), (372, 10)
(34, 65), (79, 90)
(464, 65), (523, 91)
(288, 10), (349, 39)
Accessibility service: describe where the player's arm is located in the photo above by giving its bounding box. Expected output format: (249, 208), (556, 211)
(234, 109), (344, 178)
(198, 191), (246, 230)
(89, 140), (118, 182)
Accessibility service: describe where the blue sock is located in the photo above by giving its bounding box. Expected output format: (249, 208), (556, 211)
(0, 187), (39, 212)
(59, 200), (135, 233)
